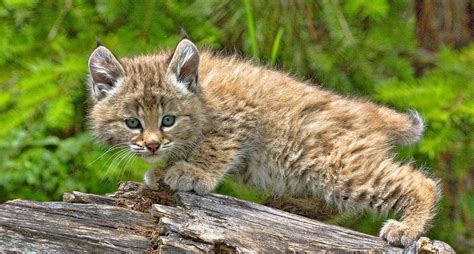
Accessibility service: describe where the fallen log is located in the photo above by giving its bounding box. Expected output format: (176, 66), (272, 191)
(0, 181), (455, 253)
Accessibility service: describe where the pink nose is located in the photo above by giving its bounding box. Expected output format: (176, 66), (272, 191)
(145, 142), (160, 153)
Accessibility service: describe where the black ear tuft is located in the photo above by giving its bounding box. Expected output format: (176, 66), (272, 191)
(95, 37), (104, 48)
(180, 28), (190, 40)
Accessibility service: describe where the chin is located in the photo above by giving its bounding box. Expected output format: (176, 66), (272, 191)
(141, 154), (165, 163)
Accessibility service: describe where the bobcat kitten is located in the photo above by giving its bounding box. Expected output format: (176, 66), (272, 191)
(87, 39), (440, 247)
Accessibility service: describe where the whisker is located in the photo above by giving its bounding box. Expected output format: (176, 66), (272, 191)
(123, 155), (137, 180)
(88, 142), (128, 166)
(120, 152), (136, 179)
(102, 149), (130, 180)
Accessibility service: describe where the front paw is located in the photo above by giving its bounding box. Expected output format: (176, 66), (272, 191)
(143, 168), (164, 190)
(380, 219), (423, 247)
(163, 162), (216, 195)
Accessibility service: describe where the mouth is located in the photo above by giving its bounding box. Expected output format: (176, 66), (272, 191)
(141, 153), (163, 163)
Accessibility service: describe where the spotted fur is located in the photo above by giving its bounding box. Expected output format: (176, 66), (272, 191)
(87, 39), (440, 247)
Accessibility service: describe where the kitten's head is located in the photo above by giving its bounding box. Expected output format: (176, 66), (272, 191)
(87, 39), (206, 163)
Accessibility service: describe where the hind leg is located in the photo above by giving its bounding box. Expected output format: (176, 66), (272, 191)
(377, 166), (440, 246)
(335, 157), (440, 247)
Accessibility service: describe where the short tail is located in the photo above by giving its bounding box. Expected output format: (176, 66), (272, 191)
(378, 108), (425, 146)
(400, 109), (425, 145)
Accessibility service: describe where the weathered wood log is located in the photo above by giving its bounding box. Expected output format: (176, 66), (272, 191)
(0, 181), (455, 253)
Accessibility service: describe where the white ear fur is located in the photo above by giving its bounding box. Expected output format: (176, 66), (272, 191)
(88, 46), (124, 102)
(167, 39), (200, 94)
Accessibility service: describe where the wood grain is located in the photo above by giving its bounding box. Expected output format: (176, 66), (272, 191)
(0, 181), (455, 253)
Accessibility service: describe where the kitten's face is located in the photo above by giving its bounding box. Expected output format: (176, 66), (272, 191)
(87, 40), (205, 163)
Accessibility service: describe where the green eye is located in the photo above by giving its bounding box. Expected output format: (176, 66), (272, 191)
(162, 115), (176, 127)
(125, 118), (141, 129)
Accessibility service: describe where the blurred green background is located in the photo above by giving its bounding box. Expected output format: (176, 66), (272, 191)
(0, 0), (472, 251)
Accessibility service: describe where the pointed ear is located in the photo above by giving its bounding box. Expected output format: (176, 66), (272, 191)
(87, 46), (124, 102)
(167, 39), (200, 94)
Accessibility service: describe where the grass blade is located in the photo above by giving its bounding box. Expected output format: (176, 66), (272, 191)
(244, 0), (259, 59)
(271, 28), (284, 65)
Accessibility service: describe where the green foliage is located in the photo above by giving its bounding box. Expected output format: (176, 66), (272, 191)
(214, 0), (415, 94)
(215, 179), (269, 204)
(243, 0), (259, 59)
(0, 0), (472, 251)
